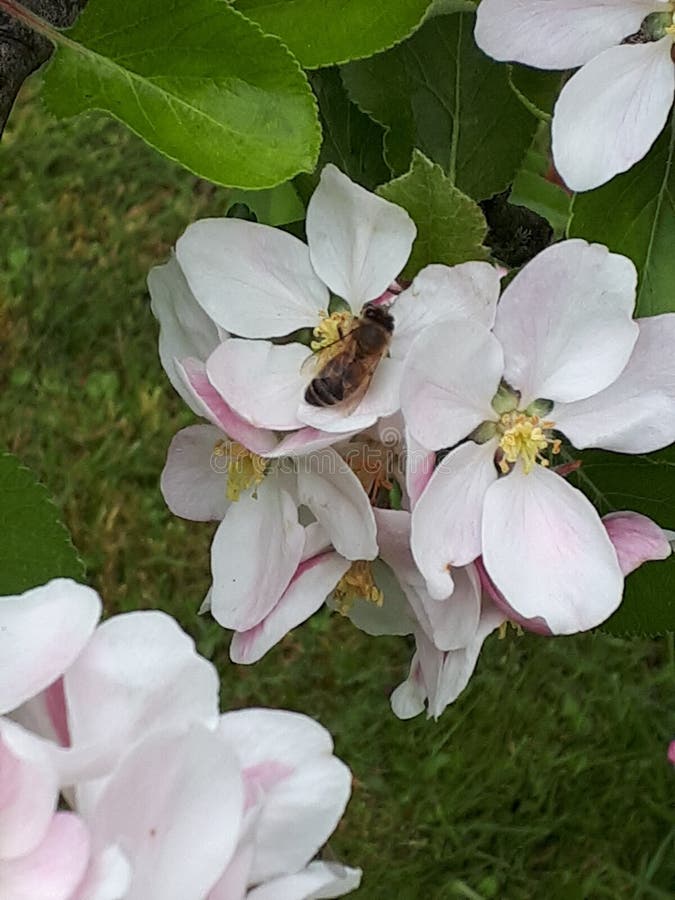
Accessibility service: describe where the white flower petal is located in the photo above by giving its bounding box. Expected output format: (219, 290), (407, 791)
(411, 441), (498, 600)
(71, 845), (132, 900)
(296, 448), (377, 560)
(297, 357), (403, 433)
(207, 340), (308, 431)
(247, 862), (362, 900)
(495, 240), (638, 404)
(160, 425), (229, 521)
(176, 358), (278, 455)
(553, 39), (675, 191)
(64, 611), (219, 810)
(306, 165), (415, 310)
(390, 652), (427, 720)
(0, 812), (90, 900)
(148, 255), (224, 414)
(0, 579), (101, 716)
(554, 314), (675, 452)
(405, 428), (435, 509)
(266, 427), (360, 460)
(475, 0), (662, 68)
(230, 552), (350, 664)
(89, 725), (243, 900)
(482, 464), (624, 634)
(402, 320), (503, 450)
(176, 219), (327, 337)
(0, 720), (58, 859)
(211, 480), (306, 632)
(392, 262), (501, 360)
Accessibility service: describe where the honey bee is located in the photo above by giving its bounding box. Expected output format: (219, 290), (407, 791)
(304, 304), (395, 411)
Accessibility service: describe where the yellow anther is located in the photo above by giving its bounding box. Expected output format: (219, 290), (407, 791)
(310, 310), (355, 353)
(333, 561), (383, 616)
(498, 412), (558, 474)
(215, 440), (267, 502)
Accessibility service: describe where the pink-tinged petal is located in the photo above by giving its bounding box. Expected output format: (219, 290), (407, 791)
(390, 651), (427, 720)
(554, 314), (675, 452)
(392, 262), (501, 360)
(217, 710), (351, 885)
(402, 319), (503, 450)
(175, 218), (327, 337)
(405, 428), (435, 509)
(210, 480), (306, 632)
(0, 720), (58, 859)
(301, 522), (332, 561)
(411, 441), (498, 600)
(668, 741), (675, 766)
(475, 557), (552, 635)
(70, 845), (131, 900)
(207, 341), (307, 431)
(495, 240), (638, 404)
(265, 427), (359, 459)
(230, 552), (350, 664)
(89, 725), (243, 900)
(148, 255), (224, 415)
(176, 358), (278, 455)
(297, 357), (403, 434)
(306, 165), (415, 311)
(603, 511), (672, 575)
(553, 39), (675, 192)
(423, 565), (483, 653)
(247, 862), (362, 900)
(13, 678), (70, 752)
(482, 464), (624, 634)
(475, 0), (662, 68)
(296, 448), (377, 560)
(0, 812), (90, 900)
(206, 843), (253, 900)
(160, 425), (229, 522)
(0, 579), (101, 716)
(63, 612), (219, 810)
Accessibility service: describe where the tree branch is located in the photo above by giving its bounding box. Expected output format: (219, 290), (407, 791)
(0, 0), (87, 136)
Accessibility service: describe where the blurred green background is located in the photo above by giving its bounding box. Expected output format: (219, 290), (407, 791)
(1, 84), (673, 899)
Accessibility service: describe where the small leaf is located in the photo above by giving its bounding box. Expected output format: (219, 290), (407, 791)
(0, 453), (84, 595)
(41, 0), (321, 189)
(235, 0), (434, 68)
(570, 116), (675, 317)
(377, 151), (489, 279)
(226, 182), (305, 227)
(342, 11), (538, 198)
(569, 446), (675, 635)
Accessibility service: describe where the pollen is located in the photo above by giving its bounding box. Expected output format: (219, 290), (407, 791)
(333, 561), (384, 616)
(497, 413), (561, 475)
(214, 440), (267, 502)
(310, 310), (355, 353)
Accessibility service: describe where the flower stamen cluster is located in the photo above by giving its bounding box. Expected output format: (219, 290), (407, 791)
(213, 439), (267, 502)
(497, 412), (561, 474)
(333, 560), (384, 616)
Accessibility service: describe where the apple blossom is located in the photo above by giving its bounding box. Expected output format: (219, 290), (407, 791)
(475, 0), (675, 191)
(403, 240), (675, 635)
(173, 165), (499, 435)
(0, 579), (360, 900)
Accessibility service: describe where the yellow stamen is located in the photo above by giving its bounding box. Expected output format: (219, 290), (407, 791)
(333, 561), (383, 616)
(310, 310), (355, 353)
(498, 413), (560, 474)
(214, 440), (267, 502)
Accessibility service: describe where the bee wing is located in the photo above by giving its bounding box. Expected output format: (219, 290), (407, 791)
(300, 326), (360, 376)
(335, 350), (385, 416)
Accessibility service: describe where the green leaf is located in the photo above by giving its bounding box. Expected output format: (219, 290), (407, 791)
(41, 0), (320, 189)
(234, 0), (433, 68)
(569, 116), (675, 317)
(0, 453), (84, 595)
(341, 12), (538, 198)
(377, 151), (488, 278)
(509, 65), (562, 120)
(226, 182), (305, 226)
(570, 446), (675, 635)
(423, 0), (476, 19)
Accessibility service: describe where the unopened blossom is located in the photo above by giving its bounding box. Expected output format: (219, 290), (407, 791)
(475, 0), (675, 191)
(403, 240), (675, 635)
(174, 165), (499, 434)
(0, 580), (360, 900)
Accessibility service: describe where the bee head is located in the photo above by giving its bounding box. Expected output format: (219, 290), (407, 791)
(362, 303), (395, 333)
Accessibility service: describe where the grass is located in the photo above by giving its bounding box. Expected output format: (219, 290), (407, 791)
(1, 84), (674, 899)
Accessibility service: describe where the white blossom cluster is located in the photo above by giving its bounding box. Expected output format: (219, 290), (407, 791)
(151, 165), (675, 721)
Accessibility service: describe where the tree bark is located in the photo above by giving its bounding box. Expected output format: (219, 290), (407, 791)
(0, 0), (87, 136)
